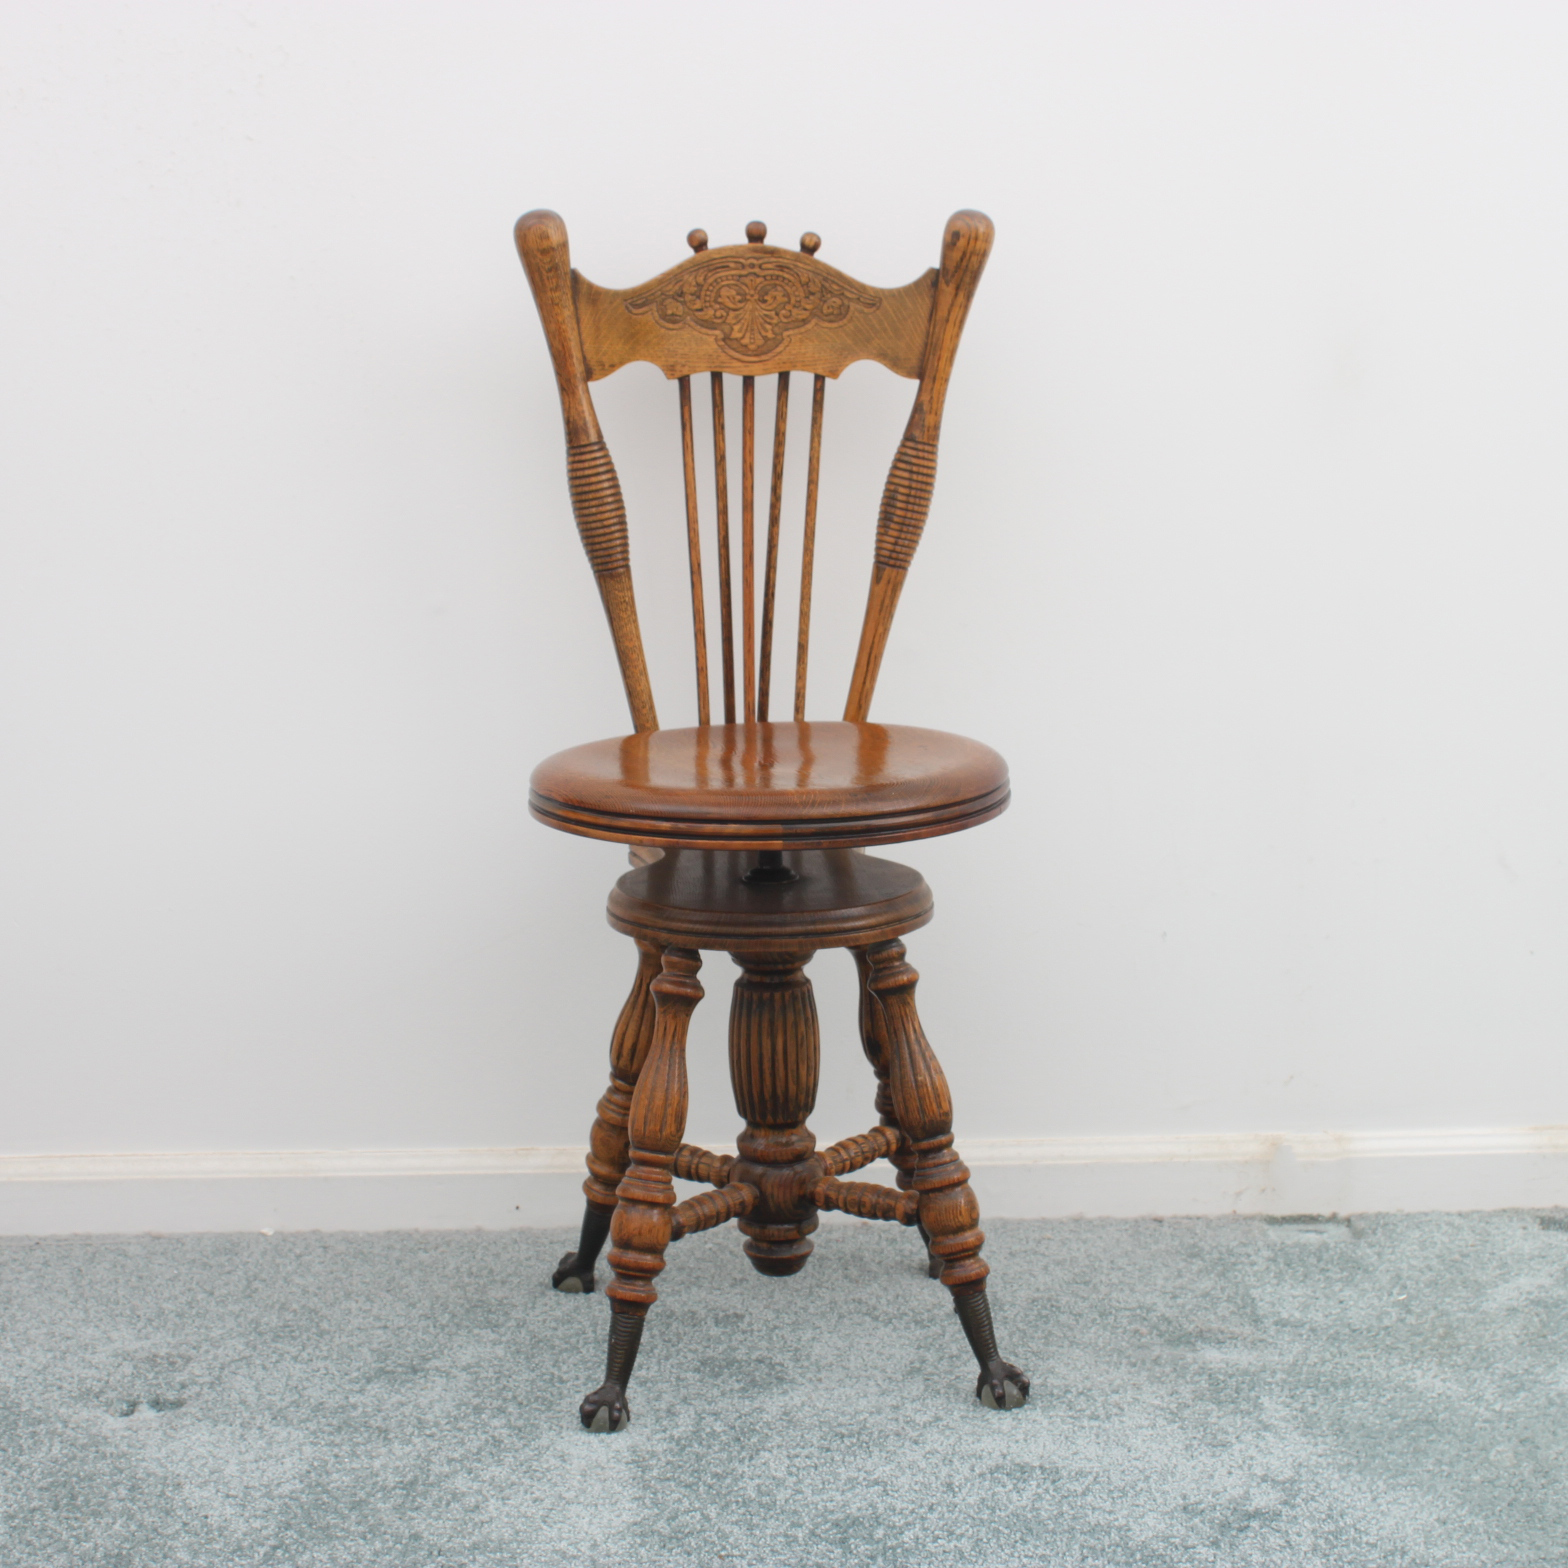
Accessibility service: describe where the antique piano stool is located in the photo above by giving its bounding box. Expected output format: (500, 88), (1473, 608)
(517, 208), (1029, 1430)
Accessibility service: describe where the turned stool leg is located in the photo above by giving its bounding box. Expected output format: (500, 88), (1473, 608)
(854, 947), (940, 1279)
(580, 946), (702, 1432)
(553, 938), (663, 1293)
(862, 938), (1030, 1411)
(730, 950), (821, 1276)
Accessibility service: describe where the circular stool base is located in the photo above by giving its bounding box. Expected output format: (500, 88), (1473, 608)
(608, 848), (933, 954)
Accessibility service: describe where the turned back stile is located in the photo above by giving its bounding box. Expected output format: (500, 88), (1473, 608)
(515, 210), (993, 734)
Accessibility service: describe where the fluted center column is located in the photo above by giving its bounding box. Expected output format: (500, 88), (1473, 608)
(728, 950), (821, 1276)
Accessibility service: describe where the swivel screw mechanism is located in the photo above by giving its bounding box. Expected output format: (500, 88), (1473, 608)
(743, 849), (799, 885)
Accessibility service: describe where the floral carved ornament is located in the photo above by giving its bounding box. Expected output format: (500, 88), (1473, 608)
(625, 255), (881, 361)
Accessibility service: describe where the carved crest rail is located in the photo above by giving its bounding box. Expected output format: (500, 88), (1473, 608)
(516, 210), (993, 731)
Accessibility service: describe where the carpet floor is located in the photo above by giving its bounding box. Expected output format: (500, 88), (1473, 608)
(1, 1211), (1564, 1567)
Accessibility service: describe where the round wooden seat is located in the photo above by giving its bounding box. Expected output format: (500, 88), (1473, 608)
(529, 721), (1009, 851)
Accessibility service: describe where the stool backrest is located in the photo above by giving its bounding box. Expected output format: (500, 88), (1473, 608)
(516, 210), (993, 733)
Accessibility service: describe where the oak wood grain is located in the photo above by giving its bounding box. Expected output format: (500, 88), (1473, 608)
(863, 938), (989, 1294)
(710, 372), (737, 723)
(729, 951), (821, 1276)
(581, 939), (663, 1213)
(844, 211), (994, 722)
(605, 947), (702, 1314)
(757, 372), (790, 721)
(794, 373), (826, 721)
(573, 247), (936, 382)
(677, 376), (710, 725)
(669, 1181), (758, 1240)
(741, 374), (757, 721)
(515, 210), (658, 733)
(818, 1123), (901, 1177)
(530, 721), (1008, 853)
(672, 1143), (735, 1186)
(520, 212), (1025, 1425)
(517, 210), (991, 734)
(812, 1175), (920, 1225)
(608, 846), (932, 955)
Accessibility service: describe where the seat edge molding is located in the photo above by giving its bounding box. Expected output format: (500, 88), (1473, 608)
(528, 783), (1010, 851)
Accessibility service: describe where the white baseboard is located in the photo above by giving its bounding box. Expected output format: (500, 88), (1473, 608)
(1, 1128), (1564, 1234)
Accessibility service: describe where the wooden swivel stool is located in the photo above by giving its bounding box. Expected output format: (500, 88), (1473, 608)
(517, 209), (1028, 1430)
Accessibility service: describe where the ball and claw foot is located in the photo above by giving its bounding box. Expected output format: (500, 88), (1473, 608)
(579, 1382), (630, 1432)
(977, 1359), (1030, 1410)
(551, 1251), (595, 1293)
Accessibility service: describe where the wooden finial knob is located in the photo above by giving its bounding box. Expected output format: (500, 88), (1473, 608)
(799, 232), (821, 256)
(687, 229), (708, 253)
(745, 220), (767, 245)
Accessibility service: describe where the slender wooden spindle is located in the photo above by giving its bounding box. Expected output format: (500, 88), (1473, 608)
(741, 373), (757, 721)
(737, 219), (767, 724)
(757, 372), (790, 721)
(677, 377), (710, 725)
(686, 228), (731, 729)
(710, 373), (736, 724)
(794, 374), (826, 721)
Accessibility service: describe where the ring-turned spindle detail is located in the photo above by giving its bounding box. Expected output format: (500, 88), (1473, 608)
(812, 1175), (920, 1224)
(565, 440), (632, 575)
(516, 208), (658, 734)
(818, 1122), (900, 1177)
(669, 1181), (758, 1240)
(873, 436), (938, 572)
(673, 1142), (734, 1186)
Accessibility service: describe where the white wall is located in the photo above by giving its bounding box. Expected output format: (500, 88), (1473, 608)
(3, 1), (1567, 1229)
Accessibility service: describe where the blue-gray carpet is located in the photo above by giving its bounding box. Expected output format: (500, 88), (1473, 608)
(1, 1212), (1564, 1567)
